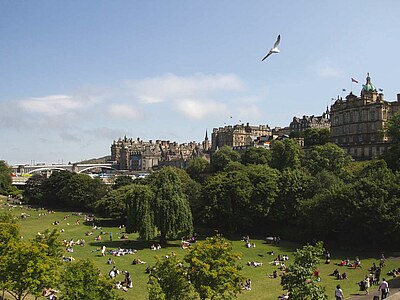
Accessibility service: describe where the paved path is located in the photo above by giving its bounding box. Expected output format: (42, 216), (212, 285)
(348, 278), (400, 300)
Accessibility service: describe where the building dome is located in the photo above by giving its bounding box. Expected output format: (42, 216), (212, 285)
(362, 73), (376, 93)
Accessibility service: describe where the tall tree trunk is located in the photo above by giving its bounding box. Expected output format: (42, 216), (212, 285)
(159, 231), (167, 246)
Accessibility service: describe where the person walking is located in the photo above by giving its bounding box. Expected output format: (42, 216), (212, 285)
(364, 276), (370, 295)
(378, 278), (389, 299)
(335, 284), (344, 300)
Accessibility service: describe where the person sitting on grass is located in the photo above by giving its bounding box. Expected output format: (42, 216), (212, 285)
(132, 258), (146, 265)
(242, 279), (251, 291)
(107, 258), (114, 264)
(354, 256), (361, 268)
(267, 270), (278, 278)
(247, 261), (263, 267)
(336, 272), (341, 280)
(331, 269), (339, 277)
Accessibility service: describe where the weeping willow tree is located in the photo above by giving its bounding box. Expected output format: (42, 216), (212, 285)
(151, 167), (193, 245)
(126, 167), (193, 244)
(126, 184), (155, 240)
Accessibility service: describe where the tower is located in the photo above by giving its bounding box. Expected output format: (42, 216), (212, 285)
(202, 129), (211, 151)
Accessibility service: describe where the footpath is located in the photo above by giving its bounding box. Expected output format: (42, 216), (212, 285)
(348, 277), (400, 300)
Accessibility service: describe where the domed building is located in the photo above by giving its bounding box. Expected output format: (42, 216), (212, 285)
(330, 73), (400, 160)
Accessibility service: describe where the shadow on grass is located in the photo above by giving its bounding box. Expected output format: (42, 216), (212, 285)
(89, 239), (182, 251)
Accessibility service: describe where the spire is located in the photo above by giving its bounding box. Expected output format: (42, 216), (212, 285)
(205, 129), (208, 140)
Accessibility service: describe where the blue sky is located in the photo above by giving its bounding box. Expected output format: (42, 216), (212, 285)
(1, 1), (400, 165)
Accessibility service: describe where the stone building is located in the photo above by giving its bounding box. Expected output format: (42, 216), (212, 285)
(330, 73), (400, 160)
(211, 123), (271, 151)
(110, 132), (211, 171)
(289, 109), (330, 134)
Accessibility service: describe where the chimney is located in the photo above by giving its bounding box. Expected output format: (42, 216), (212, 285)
(397, 94), (400, 102)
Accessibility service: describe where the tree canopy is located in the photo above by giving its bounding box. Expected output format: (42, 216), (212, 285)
(62, 259), (122, 300)
(148, 235), (243, 300)
(281, 242), (327, 300)
(0, 160), (12, 195)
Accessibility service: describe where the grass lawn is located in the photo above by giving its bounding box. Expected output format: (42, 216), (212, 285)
(1, 196), (399, 300)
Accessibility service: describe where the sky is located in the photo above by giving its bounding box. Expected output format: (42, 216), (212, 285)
(1, 1), (400, 165)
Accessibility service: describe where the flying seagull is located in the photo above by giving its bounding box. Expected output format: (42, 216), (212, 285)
(262, 34), (281, 61)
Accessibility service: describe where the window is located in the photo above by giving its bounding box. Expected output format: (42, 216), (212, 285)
(370, 109), (375, 121)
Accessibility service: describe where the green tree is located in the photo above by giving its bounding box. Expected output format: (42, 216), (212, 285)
(150, 167), (193, 245)
(0, 213), (19, 254)
(42, 170), (73, 207)
(244, 164), (280, 220)
(0, 241), (59, 300)
(23, 174), (46, 205)
(201, 170), (253, 232)
(186, 158), (211, 183)
(270, 168), (312, 228)
(113, 175), (133, 189)
(126, 184), (155, 240)
(60, 173), (108, 211)
(41, 171), (108, 211)
(241, 147), (271, 165)
(32, 228), (63, 258)
(281, 242), (327, 300)
(126, 167), (193, 244)
(270, 138), (303, 170)
(95, 185), (132, 221)
(382, 112), (400, 169)
(148, 253), (200, 300)
(184, 235), (244, 300)
(306, 143), (351, 176)
(303, 128), (331, 147)
(0, 160), (12, 195)
(211, 146), (241, 172)
(62, 259), (122, 300)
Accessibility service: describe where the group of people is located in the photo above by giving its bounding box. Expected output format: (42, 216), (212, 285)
(335, 278), (390, 299)
(242, 278), (252, 291)
(112, 269), (133, 292)
(247, 261), (263, 267)
(330, 268), (348, 280)
(42, 288), (59, 300)
(150, 243), (162, 250)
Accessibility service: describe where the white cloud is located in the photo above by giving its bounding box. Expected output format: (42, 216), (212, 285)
(19, 95), (83, 115)
(234, 103), (263, 120)
(174, 99), (227, 120)
(313, 60), (342, 78)
(125, 73), (245, 104)
(108, 104), (140, 120)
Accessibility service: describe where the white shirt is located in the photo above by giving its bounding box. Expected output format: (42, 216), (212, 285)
(335, 287), (343, 298)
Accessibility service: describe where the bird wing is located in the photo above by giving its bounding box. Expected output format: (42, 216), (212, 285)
(273, 34), (281, 48)
(261, 51), (272, 61)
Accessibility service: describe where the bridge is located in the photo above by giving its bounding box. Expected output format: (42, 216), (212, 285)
(11, 163), (116, 175)
(11, 163), (118, 186)
(11, 163), (150, 186)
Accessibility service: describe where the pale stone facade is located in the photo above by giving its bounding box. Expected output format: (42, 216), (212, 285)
(111, 133), (210, 171)
(330, 74), (400, 160)
(211, 123), (271, 151)
(289, 109), (330, 134)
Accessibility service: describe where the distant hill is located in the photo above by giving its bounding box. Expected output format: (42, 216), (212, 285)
(78, 155), (111, 164)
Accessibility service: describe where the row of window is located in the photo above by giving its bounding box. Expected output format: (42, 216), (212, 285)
(332, 108), (386, 126)
(347, 145), (387, 157)
(331, 122), (379, 135)
(334, 133), (380, 144)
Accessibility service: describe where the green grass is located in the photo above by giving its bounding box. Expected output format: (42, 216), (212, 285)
(1, 196), (399, 300)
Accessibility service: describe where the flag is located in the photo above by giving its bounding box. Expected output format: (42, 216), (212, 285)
(342, 89), (346, 92)
(351, 77), (359, 83)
